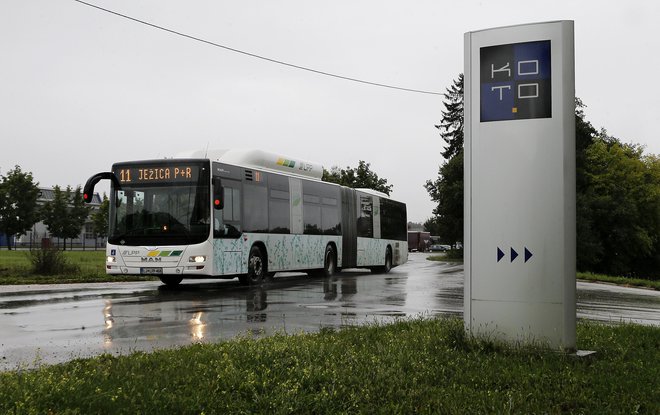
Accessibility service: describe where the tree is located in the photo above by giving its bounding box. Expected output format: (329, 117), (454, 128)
(0, 166), (40, 250)
(322, 160), (393, 196)
(407, 221), (424, 231)
(423, 217), (440, 235)
(41, 186), (69, 249)
(41, 186), (89, 250)
(641, 153), (660, 276)
(67, 186), (90, 244)
(575, 100), (601, 271)
(435, 74), (464, 159)
(425, 74), (465, 246)
(577, 134), (660, 277)
(424, 151), (464, 247)
(91, 194), (109, 242)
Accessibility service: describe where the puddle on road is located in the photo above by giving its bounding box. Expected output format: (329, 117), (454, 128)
(2, 257), (658, 370)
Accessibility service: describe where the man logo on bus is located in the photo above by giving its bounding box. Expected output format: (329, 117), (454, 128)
(480, 40), (551, 122)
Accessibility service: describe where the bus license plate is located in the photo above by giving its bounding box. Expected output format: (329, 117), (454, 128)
(141, 267), (163, 275)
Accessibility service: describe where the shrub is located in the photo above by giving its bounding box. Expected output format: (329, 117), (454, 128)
(28, 248), (79, 275)
(444, 248), (464, 260)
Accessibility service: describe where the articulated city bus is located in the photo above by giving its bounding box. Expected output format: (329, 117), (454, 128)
(84, 149), (408, 286)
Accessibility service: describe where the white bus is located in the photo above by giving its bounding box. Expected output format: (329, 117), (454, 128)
(83, 149), (408, 286)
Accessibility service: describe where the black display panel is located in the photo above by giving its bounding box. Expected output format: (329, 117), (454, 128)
(480, 40), (551, 122)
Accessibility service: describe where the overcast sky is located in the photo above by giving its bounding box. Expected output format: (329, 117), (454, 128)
(1, 0), (658, 222)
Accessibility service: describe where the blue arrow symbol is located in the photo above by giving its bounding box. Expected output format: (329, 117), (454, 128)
(497, 247), (505, 262)
(525, 247), (533, 263)
(510, 247), (519, 262)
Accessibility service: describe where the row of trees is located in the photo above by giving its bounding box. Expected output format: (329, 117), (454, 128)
(0, 166), (109, 250)
(322, 160), (393, 195)
(425, 74), (660, 279)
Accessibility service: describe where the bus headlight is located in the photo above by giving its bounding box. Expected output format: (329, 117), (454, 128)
(189, 255), (206, 263)
(107, 256), (116, 263)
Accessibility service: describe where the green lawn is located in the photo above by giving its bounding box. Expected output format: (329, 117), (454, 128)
(0, 250), (157, 284)
(577, 271), (660, 290)
(426, 253), (660, 290)
(0, 318), (658, 413)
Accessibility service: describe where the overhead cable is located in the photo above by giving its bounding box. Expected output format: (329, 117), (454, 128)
(72, 0), (443, 96)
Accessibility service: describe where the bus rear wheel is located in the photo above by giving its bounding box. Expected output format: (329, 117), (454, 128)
(322, 245), (336, 277)
(383, 249), (392, 273)
(159, 276), (183, 286)
(371, 248), (392, 274)
(240, 245), (266, 285)
(308, 245), (336, 278)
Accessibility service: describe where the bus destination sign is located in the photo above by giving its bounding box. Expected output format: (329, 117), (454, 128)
(115, 165), (200, 184)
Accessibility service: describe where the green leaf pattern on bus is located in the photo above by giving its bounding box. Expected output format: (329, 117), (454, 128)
(213, 235), (402, 275)
(213, 235), (343, 274)
(212, 237), (246, 275)
(356, 237), (389, 266)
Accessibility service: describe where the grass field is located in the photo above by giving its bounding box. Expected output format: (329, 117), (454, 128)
(0, 250), (157, 284)
(577, 271), (660, 290)
(0, 317), (657, 413)
(427, 253), (660, 290)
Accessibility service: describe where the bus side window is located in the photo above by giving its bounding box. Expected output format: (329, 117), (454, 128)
(357, 195), (373, 238)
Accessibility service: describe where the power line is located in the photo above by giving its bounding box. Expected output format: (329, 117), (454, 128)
(71, 0), (443, 96)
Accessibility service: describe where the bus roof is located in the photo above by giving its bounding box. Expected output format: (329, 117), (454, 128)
(355, 188), (391, 199)
(177, 149), (324, 181)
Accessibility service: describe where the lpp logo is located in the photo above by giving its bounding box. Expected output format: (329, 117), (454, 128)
(480, 40), (551, 122)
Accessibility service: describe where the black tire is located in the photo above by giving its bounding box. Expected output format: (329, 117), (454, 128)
(383, 248), (392, 273)
(240, 245), (266, 285)
(159, 276), (183, 286)
(322, 245), (337, 277)
(371, 248), (392, 274)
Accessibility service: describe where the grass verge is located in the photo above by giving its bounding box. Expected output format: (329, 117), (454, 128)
(426, 251), (464, 263)
(426, 254), (659, 290)
(0, 250), (157, 285)
(577, 271), (660, 290)
(0, 318), (658, 414)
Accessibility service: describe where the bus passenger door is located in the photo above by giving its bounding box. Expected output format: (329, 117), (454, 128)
(289, 178), (305, 267)
(341, 187), (357, 268)
(213, 178), (244, 275)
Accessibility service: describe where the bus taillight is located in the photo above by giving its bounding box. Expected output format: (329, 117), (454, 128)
(213, 177), (224, 210)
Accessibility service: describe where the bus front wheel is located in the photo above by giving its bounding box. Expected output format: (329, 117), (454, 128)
(241, 245), (266, 285)
(159, 276), (183, 286)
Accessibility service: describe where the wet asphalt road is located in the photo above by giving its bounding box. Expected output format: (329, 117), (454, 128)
(1, 253), (658, 370)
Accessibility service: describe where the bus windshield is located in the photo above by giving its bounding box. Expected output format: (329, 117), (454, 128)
(108, 162), (210, 246)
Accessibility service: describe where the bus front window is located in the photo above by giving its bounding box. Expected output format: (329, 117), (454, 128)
(109, 182), (210, 246)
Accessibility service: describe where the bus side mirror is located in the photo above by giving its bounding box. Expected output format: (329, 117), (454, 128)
(213, 178), (224, 210)
(83, 172), (120, 203)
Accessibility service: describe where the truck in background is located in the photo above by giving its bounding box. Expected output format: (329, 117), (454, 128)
(407, 231), (431, 252)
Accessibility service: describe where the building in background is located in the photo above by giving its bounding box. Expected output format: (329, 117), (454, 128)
(12, 187), (104, 250)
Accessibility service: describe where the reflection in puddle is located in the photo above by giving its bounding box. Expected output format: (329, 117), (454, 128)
(189, 312), (206, 341)
(100, 268), (461, 352)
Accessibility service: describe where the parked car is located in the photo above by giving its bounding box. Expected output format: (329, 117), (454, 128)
(429, 244), (450, 252)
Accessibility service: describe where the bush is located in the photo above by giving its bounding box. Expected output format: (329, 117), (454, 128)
(28, 248), (80, 275)
(444, 248), (464, 260)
